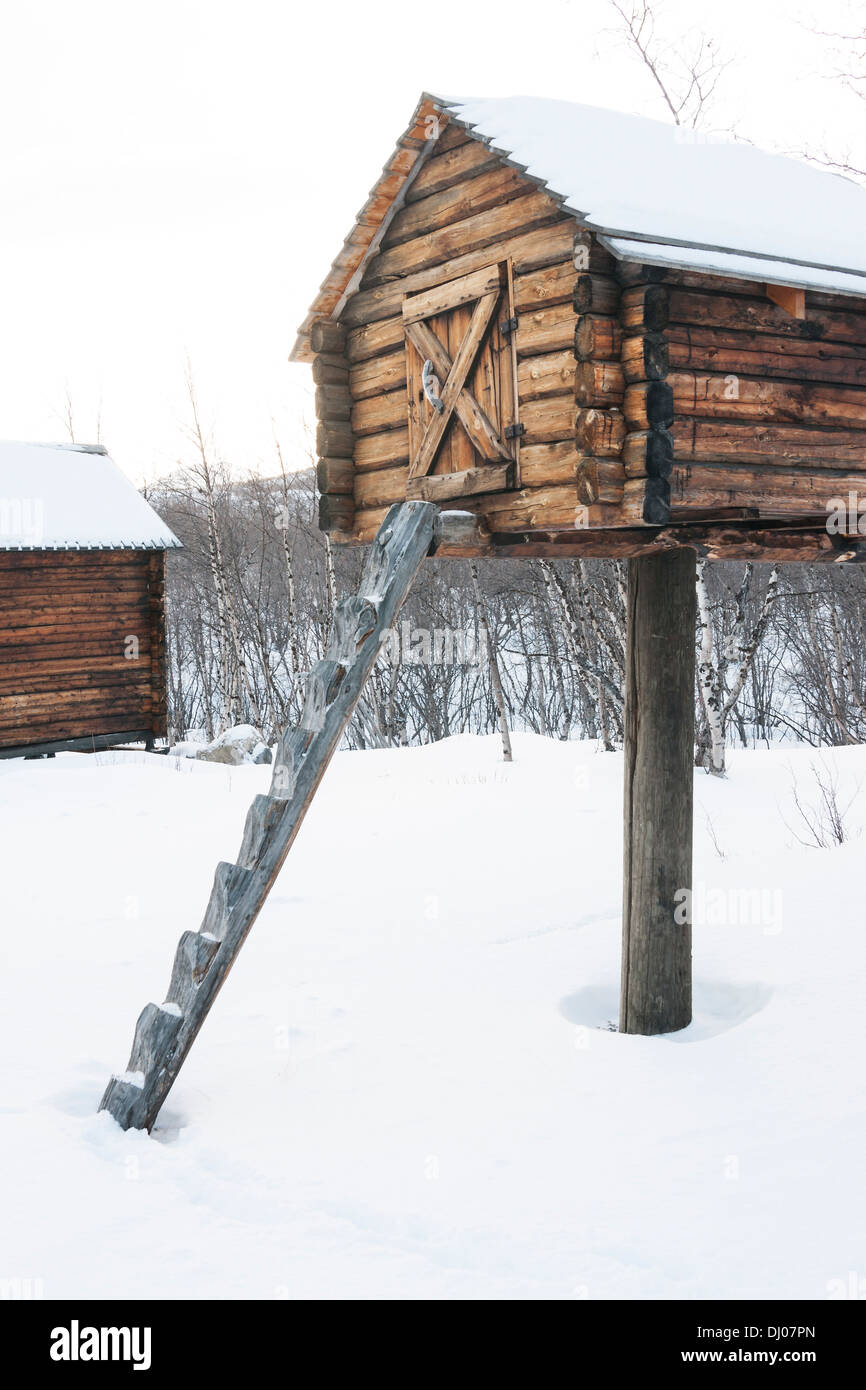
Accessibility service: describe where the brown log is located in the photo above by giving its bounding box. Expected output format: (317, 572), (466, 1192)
(575, 315), (623, 362)
(315, 385), (352, 421)
(406, 463), (513, 502)
(434, 522), (866, 564)
(0, 550), (150, 571)
(479, 484), (583, 532)
(621, 476), (671, 525)
(575, 407), (627, 457)
(621, 334), (670, 382)
(667, 369), (866, 429)
(346, 317), (404, 365)
(309, 321), (347, 355)
(348, 350), (406, 400)
(348, 505), (392, 543)
(513, 260), (576, 312)
(311, 355), (349, 386)
(614, 261), (670, 288)
(576, 457), (626, 505)
(431, 121), (468, 152)
(667, 461), (866, 516)
(518, 350), (576, 400)
(670, 418), (866, 468)
(316, 421), (354, 457)
(573, 227), (617, 274)
(383, 165), (532, 248)
(316, 458), (354, 495)
(519, 393), (575, 444)
(664, 323), (866, 388)
(344, 220), (575, 327)
(622, 429), (674, 477)
(354, 428), (410, 471)
(663, 286), (866, 346)
(519, 442), (582, 487)
(318, 494), (355, 534)
(620, 284), (671, 333)
(405, 139), (501, 203)
(624, 382), (675, 430)
(351, 390), (407, 436)
(354, 466), (409, 509)
(363, 190), (560, 289)
(575, 360), (625, 408)
(515, 302), (576, 356)
(574, 274), (620, 315)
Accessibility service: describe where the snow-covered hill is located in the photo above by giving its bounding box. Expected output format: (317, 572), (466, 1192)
(1, 735), (864, 1299)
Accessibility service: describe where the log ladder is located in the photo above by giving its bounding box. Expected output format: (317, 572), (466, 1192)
(100, 500), (440, 1132)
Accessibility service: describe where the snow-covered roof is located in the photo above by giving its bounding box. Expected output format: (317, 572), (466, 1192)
(0, 442), (181, 551)
(599, 237), (866, 297)
(438, 96), (866, 285)
(290, 93), (866, 361)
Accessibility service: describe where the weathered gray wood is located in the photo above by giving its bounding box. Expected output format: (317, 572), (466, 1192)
(620, 548), (695, 1035)
(100, 501), (438, 1131)
(166, 931), (221, 1007)
(433, 510), (491, 550)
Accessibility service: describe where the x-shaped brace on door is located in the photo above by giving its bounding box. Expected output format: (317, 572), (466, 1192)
(404, 290), (513, 481)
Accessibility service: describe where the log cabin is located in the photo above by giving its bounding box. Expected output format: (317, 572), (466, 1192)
(292, 93), (866, 566)
(286, 95), (866, 1037)
(0, 441), (180, 758)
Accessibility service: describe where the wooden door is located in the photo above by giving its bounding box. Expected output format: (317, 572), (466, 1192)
(402, 261), (520, 501)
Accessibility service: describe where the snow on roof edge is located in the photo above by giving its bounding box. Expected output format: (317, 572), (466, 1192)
(432, 94), (866, 284)
(290, 92), (866, 360)
(600, 237), (866, 298)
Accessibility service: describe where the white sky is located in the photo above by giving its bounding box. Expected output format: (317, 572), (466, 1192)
(1, 0), (864, 485)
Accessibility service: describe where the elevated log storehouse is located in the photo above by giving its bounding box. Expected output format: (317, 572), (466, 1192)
(289, 93), (866, 1035)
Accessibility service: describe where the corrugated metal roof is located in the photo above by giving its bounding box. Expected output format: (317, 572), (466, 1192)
(290, 93), (866, 361)
(0, 442), (181, 551)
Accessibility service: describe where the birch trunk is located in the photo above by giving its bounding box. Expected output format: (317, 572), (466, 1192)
(470, 562), (513, 763)
(695, 559), (726, 775)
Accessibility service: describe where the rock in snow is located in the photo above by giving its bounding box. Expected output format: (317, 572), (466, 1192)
(171, 724), (271, 766)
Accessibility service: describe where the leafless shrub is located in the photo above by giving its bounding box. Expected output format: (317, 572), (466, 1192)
(786, 758), (859, 849)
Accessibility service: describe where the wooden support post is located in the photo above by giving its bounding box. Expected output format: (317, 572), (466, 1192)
(620, 548), (695, 1035)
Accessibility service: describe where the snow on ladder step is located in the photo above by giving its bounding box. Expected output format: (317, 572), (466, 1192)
(99, 501), (439, 1133)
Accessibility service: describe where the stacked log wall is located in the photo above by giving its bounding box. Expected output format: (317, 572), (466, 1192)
(573, 228), (627, 511)
(312, 319), (355, 535)
(617, 265), (866, 524)
(0, 551), (167, 752)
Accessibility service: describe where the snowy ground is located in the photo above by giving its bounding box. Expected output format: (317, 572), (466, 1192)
(1, 734), (864, 1300)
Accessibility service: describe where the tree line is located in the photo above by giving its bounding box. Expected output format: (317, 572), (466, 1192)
(147, 459), (866, 775)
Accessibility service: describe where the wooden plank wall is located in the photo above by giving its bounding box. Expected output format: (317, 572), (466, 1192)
(0, 550), (167, 751)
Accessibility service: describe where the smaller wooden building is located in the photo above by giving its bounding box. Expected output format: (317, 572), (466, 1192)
(0, 442), (180, 758)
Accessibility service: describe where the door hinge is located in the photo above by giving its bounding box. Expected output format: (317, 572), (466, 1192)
(505, 422), (525, 440)
(500, 315), (519, 338)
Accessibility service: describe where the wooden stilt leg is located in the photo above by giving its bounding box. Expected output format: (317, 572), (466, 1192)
(620, 548), (695, 1035)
